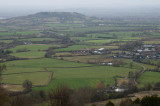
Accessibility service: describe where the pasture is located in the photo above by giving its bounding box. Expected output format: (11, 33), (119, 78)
(54, 45), (94, 52)
(2, 72), (51, 86)
(138, 71), (160, 87)
(2, 58), (93, 90)
(5, 58), (92, 68)
(8, 44), (61, 52)
(10, 51), (46, 58)
(18, 37), (55, 41)
(0, 12), (159, 92)
(33, 66), (139, 90)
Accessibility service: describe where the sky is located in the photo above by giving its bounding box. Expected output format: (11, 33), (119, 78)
(1, 0), (160, 8)
(1, 0), (160, 17)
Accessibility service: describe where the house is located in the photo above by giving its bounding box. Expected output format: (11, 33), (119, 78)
(24, 42), (32, 45)
(143, 45), (155, 48)
(137, 49), (143, 52)
(98, 48), (105, 51)
(114, 88), (125, 92)
(93, 51), (102, 54)
(107, 63), (113, 66)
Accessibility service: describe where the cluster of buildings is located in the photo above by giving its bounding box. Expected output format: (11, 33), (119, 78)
(134, 45), (160, 59)
(92, 48), (105, 55)
(23, 41), (32, 45)
(113, 44), (160, 60)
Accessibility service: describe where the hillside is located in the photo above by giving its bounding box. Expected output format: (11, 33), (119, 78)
(0, 12), (92, 28)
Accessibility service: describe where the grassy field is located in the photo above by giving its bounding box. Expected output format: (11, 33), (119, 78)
(2, 56), (141, 90)
(54, 45), (93, 52)
(10, 51), (45, 58)
(56, 56), (142, 70)
(8, 44), (61, 52)
(84, 39), (115, 44)
(1, 12), (160, 94)
(143, 59), (160, 65)
(19, 38), (55, 41)
(140, 63), (157, 70)
(33, 66), (139, 90)
(2, 67), (44, 74)
(0, 31), (41, 36)
(2, 58), (93, 89)
(138, 71), (160, 87)
(5, 58), (92, 68)
(84, 39), (136, 44)
(2, 72), (51, 86)
(0, 40), (13, 43)
(143, 40), (160, 44)
(55, 45), (118, 52)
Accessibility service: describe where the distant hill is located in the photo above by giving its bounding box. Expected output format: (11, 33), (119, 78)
(0, 12), (92, 28)
(29, 12), (87, 19)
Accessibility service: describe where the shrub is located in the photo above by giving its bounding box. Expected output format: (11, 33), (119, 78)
(105, 101), (114, 106)
(23, 80), (32, 92)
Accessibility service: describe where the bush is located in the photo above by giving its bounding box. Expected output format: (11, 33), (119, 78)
(119, 99), (133, 106)
(141, 96), (160, 106)
(48, 86), (72, 106)
(105, 101), (114, 106)
(133, 98), (140, 104)
(23, 80), (32, 92)
(70, 87), (92, 106)
(16, 48), (29, 53)
(9, 95), (32, 106)
(0, 87), (9, 106)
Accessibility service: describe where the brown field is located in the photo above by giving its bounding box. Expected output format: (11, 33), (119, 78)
(2, 84), (24, 92)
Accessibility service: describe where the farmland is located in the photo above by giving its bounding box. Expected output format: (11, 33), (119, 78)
(33, 66), (138, 90)
(1, 57), (139, 90)
(0, 12), (160, 93)
(138, 71), (160, 87)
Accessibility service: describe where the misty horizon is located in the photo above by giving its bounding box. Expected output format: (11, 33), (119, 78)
(1, 0), (160, 18)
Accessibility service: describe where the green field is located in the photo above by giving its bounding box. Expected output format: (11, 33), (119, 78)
(2, 58), (93, 87)
(138, 71), (160, 87)
(19, 38), (55, 41)
(2, 72), (51, 86)
(0, 12), (159, 92)
(57, 56), (142, 70)
(5, 58), (92, 68)
(85, 39), (115, 44)
(10, 51), (46, 58)
(55, 45), (91, 52)
(1, 58), (139, 90)
(3, 67), (43, 74)
(143, 40), (160, 44)
(0, 40), (13, 43)
(0, 31), (41, 36)
(9, 44), (60, 52)
(33, 66), (138, 90)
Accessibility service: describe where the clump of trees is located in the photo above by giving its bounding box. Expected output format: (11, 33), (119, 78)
(0, 64), (8, 106)
(111, 59), (125, 67)
(119, 40), (142, 51)
(0, 64), (6, 81)
(45, 47), (55, 58)
(48, 85), (92, 106)
(23, 80), (32, 92)
(105, 101), (114, 106)
(16, 48), (29, 53)
(118, 96), (160, 106)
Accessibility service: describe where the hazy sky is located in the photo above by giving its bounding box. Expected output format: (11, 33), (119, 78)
(1, 0), (160, 8)
(1, 0), (160, 17)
